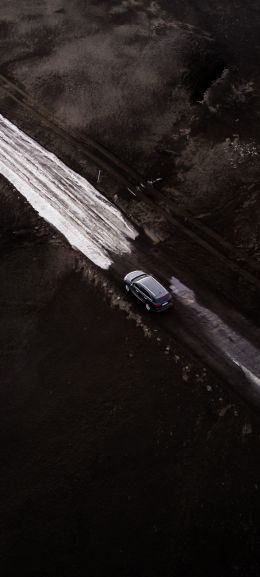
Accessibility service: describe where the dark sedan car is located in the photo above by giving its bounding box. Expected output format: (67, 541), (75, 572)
(124, 270), (172, 312)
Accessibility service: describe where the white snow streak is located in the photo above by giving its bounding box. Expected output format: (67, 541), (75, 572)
(0, 114), (137, 268)
(232, 359), (260, 388)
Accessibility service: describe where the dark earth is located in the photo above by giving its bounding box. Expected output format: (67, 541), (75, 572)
(1, 177), (260, 577)
(1, 0), (260, 260)
(0, 1), (260, 576)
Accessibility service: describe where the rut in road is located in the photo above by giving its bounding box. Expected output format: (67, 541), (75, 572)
(170, 276), (260, 384)
(0, 114), (137, 269)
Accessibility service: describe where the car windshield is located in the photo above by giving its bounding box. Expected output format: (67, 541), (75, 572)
(135, 273), (148, 281)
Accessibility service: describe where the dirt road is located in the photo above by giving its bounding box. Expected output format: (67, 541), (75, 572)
(0, 112), (259, 408)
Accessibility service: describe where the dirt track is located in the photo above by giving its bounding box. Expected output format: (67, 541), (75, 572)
(0, 77), (259, 325)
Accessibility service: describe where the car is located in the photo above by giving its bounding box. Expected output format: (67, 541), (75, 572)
(124, 270), (172, 312)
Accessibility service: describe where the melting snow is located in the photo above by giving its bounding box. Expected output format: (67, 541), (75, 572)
(0, 114), (137, 269)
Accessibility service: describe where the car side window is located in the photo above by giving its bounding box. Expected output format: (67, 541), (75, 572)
(139, 287), (150, 299)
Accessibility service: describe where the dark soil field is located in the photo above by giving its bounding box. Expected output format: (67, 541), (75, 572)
(1, 2), (260, 576)
(1, 177), (260, 577)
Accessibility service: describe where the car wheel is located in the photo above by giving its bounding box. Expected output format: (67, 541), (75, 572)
(125, 283), (130, 292)
(145, 303), (151, 311)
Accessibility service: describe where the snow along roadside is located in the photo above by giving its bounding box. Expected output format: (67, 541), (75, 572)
(0, 114), (137, 269)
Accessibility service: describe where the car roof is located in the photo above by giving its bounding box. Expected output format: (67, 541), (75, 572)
(136, 275), (168, 297)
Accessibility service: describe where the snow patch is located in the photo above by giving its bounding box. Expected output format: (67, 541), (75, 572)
(0, 114), (138, 269)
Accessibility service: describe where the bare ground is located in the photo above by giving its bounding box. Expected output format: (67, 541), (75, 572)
(1, 177), (260, 577)
(0, 0), (260, 261)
